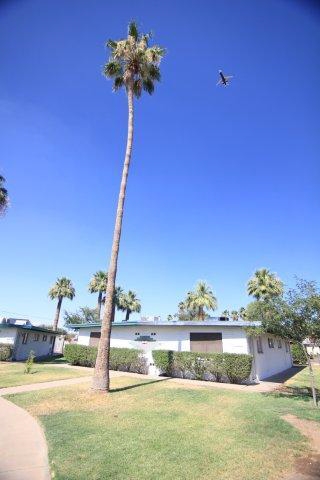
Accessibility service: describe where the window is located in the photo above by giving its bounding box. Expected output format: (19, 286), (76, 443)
(268, 337), (274, 348)
(277, 339), (282, 349)
(42, 335), (47, 342)
(257, 336), (263, 354)
(285, 341), (289, 353)
(50, 335), (55, 344)
(22, 333), (29, 344)
(34, 334), (40, 342)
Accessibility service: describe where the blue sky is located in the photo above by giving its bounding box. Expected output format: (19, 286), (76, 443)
(0, 0), (319, 325)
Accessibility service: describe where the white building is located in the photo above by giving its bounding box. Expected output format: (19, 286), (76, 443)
(73, 318), (292, 381)
(0, 318), (62, 360)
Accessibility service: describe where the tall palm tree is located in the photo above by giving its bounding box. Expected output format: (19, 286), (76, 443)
(88, 271), (108, 319)
(185, 281), (217, 321)
(0, 175), (8, 215)
(118, 290), (141, 321)
(49, 277), (75, 331)
(92, 22), (165, 392)
(247, 268), (284, 301)
(231, 310), (239, 321)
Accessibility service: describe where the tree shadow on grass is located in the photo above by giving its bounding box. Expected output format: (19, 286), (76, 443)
(264, 385), (320, 403)
(110, 377), (170, 393)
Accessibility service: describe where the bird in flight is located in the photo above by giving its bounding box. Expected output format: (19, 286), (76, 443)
(216, 70), (233, 86)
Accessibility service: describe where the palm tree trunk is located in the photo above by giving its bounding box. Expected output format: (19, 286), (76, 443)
(97, 291), (102, 320)
(92, 82), (134, 392)
(53, 297), (62, 332)
(125, 309), (130, 321)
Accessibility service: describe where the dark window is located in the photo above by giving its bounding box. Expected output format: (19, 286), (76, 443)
(190, 332), (223, 353)
(22, 333), (29, 344)
(34, 334), (40, 342)
(268, 337), (274, 348)
(277, 339), (282, 349)
(257, 337), (263, 354)
(42, 335), (47, 342)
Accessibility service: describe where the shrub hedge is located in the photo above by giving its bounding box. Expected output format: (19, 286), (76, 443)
(0, 343), (13, 361)
(64, 344), (147, 374)
(153, 350), (253, 384)
(291, 343), (307, 365)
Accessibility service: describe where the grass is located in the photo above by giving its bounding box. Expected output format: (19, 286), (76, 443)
(0, 361), (90, 388)
(285, 364), (320, 391)
(7, 375), (320, 480)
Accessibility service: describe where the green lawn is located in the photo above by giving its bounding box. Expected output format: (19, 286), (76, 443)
(285, 364), (320, 391)
(7, 375), (320, 480)
(0, 362), (90, 388)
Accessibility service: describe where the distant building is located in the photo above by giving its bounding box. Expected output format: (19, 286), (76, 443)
(70, 317), (293, 381)
(0, 318), (62, 360)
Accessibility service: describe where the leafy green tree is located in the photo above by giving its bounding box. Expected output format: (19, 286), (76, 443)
(247, 268), (283, 301)
(185, 281), (217, 321)
(88, 271), (108, 320)
(118, 290), (141, 321)
(0, 175), (8, 215)
(247, 279), (320, 407)
(93, 22), (165, 392)
(231, 310), (239, 321)
(64, 307), (100, 326)
(239, 307), (247, 320)
(49, 277), (75, 331)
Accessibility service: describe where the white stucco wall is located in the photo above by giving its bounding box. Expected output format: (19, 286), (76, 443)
(13, 331), (57, 361)
(77, 324), (250, 354)
(250, 334), (292, 380)
(0, 327), (17, 345)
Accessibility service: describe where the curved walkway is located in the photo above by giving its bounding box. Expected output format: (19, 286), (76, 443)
(0, 397), (50, 480)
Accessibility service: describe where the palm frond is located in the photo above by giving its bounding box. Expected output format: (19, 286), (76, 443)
(103, 60), (122, 78)
(113, 76), (124, 91)
(128, 21), (139, 40)
(106, 39), (118, 50)
(133, 79), (142, 98)
(142, 78), (154, 95)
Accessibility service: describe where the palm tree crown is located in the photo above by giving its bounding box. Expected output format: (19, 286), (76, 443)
(88, 271), (108, 294)
(185, 281), (217, 321)
(221, 309), (230, 318)
(247, 268), (284, 301)
(118, 290), (141, 321)
(104, 21), (165, 98)
(49, 277), (75, 300)
(0, 175), (8, 215)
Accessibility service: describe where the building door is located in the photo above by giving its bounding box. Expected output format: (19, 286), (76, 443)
(89, 332), (101, 347)
(190, 332), (223, 353)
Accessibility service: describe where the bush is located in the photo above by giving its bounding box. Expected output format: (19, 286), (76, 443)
(24, 350), (35, 374)
(64, 344), (147, 374)
(291, 343), (306, 365)
(152, 350), (253, 384)
(0, 343), (13, 361)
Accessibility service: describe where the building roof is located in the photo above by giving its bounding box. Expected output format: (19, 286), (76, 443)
(69, 319), (261, 329)
(0, 323), (61, 335)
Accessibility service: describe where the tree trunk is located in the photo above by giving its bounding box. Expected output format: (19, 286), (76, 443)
(97, 291), (102, 320)
(53, 297), (62, 332)
(199, 307), (205, 321)
(303, 344), (318, 407)
(92, 83), (134, 392)
(125, 309), (130, 321)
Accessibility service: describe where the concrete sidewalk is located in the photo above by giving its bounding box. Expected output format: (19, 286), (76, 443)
(0, 375), (92, 396)
(0, 397), (50, 480)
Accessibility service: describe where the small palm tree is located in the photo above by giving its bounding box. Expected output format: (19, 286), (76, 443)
(118, 290), (141, 321)
(49, 277), (75, 331)
(185, 281), (217, 321)
(0, 175), (9, 215)
(247, 268), (284, 301)
(93, 21), (165, 392)
(88, 271), (108, 319)
(231, 310), (239, 321)
(221, 309), (230, 318)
